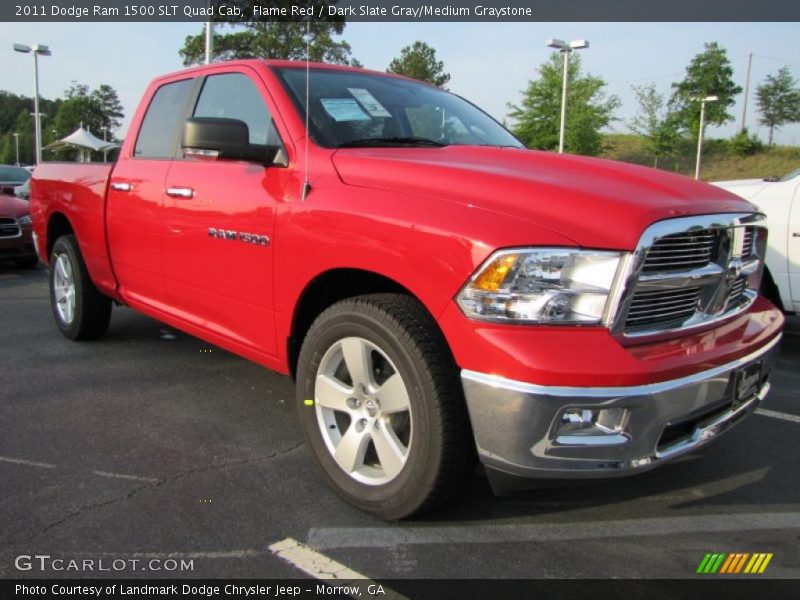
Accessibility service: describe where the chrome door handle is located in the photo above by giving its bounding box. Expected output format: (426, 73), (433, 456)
(110, 182), (133, 192)
(166, 187), (194, 199)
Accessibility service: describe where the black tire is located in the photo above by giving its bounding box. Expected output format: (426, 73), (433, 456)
(49, 234), (112, 340)
(296, 293), (476, 519)
(15, 256), (39, 269)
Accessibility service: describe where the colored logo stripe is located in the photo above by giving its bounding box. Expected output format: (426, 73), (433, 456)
(698, 552), (773, 574)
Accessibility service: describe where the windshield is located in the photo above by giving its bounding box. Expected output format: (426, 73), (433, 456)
(273, 67), (523, 149)
(780, 168), (800, 182)
(0, 165), (31, 183)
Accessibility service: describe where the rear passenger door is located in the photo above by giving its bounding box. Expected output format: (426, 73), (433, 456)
(107, 77), (196, 306)
(161, 69), (290, 357)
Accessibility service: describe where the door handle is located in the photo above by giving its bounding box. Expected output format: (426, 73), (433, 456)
(166, 187), (194, 199)
(110, 182), (133, 192)
(793, 232), (800, 238)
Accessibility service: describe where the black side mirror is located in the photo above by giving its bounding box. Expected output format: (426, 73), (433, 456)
(182, 117), (279, 165)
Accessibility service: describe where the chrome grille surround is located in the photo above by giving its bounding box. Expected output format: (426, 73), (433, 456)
(610, 213), (766, 340)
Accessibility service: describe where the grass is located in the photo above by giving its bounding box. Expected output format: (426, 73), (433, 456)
(599, 134), (800, 182)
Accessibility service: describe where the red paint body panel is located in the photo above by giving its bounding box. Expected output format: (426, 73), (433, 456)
(29, 59), (782, 385)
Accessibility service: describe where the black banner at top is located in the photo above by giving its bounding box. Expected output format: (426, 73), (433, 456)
(3, 0), (800, 22)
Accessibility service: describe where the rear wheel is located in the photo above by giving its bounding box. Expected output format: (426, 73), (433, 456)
(296, 294), (476, 519)
(49, 235), (111, 340)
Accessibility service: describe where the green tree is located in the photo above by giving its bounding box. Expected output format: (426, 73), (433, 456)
(92, 84), (125, 135)
(728, 127), (764, 156)
(53, 84), (105, 138)
(669, 42), (742, 137)
(179, 2), (360, 66)
(387, 41), (450, 88)
(756, 66), (800, 146)
(629, 83), (682, 168)
(507, 52), (620, 156)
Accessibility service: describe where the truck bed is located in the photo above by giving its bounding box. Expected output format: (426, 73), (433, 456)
(30, 162), (118, 298)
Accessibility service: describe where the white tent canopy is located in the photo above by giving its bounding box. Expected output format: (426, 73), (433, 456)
(45, 125), (120, 161)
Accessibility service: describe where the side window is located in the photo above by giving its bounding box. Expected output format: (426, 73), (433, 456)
(193, 73), (282, 147)
(134, 78), (194, 158)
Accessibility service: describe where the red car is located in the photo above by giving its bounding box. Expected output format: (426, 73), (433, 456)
(0, 191), (38, 268)
(30, 60), (784, 518)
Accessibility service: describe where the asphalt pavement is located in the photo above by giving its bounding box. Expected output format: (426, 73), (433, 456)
(1, 264), (798, 581)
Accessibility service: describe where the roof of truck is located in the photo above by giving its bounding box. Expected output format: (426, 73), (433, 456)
(153, 59), (426, 87)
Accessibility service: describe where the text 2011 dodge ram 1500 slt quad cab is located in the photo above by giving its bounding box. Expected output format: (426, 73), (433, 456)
(31, 60), (784, 519)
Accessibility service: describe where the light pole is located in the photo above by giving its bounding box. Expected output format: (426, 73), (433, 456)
(101, 125), (109, 162)
(693, 95), (718, 180)
(13, 43), (51, 165)
(547, 38), (589, 154)
(13, 133), (20, 166)
(204, 0), (213, 64)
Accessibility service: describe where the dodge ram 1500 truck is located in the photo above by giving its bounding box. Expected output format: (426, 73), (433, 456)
(31, 60), (784, 519)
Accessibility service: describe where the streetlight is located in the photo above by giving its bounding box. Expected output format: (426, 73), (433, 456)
(693, 95), (718, 180)
(101, 125), (109, 162)
(13, 43), (51, 165)
(12, 133), (20, 166)
(547, 38), (589, 154)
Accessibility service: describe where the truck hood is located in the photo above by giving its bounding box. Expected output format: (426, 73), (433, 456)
(331, 146), (756, 249)
(0, 193), (30, 219)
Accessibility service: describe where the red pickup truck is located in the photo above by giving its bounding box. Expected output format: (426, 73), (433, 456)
(31, 60), (784, 519)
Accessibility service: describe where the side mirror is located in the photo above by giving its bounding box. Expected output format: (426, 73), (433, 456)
(182, 117), (279, 165)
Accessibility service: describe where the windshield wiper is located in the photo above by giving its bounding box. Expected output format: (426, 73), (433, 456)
(336, 136), (447, 148)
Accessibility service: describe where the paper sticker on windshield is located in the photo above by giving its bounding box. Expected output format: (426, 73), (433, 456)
(320, 98), (370, 122)
(348, 88), (392, 117)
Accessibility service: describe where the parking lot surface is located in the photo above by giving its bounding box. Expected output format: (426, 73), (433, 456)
(1, 265), (798, 580)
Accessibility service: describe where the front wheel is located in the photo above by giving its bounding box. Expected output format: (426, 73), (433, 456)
(49, 234), (112, 340)
(296, 294), (476, 519)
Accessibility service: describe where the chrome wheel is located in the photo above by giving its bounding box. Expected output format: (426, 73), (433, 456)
(314, 336), (413, 485)
(53, 253), (76, 325)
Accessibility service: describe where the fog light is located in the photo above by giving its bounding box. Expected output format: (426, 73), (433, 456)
(555, 408), (629, 446)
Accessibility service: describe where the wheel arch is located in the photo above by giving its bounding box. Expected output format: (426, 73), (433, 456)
(46, 211), (75, 261)
(287, 268), (434, 380)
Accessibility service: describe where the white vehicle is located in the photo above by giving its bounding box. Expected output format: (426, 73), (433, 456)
(714, 169), (800, 314)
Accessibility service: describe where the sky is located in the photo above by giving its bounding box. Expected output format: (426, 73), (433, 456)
(1, 21), (799, 144)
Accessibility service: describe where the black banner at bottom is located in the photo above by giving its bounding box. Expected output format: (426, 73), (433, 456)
(3, 579), (797, 600)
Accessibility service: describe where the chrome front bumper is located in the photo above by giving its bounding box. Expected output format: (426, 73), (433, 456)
(461, 335), (781, 482)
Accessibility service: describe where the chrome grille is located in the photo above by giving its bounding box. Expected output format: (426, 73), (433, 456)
(742, 227), (754, 257)
(0, 217), (20, 238)
(625, 287), (702, 330)
(727, 276), (748, 307)
(641, 229), (716, 273)
(615, 214), (766, 338)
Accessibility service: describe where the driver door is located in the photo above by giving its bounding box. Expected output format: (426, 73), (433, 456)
(161, 69), (290, 356)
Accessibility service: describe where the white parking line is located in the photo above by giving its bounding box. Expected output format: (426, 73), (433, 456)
(92, 470), (160, 483)
(270, 538), (369, 580)
(756, 408), (800, 424)
(0, 455), (157, 482)
(0, 455), (56, 469)
(269, 538), (407, 599)
(308, 512), (800, 550)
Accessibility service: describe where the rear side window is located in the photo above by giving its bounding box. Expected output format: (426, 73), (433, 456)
(134, 78), (194, 158)
(193, 73), (282, 147)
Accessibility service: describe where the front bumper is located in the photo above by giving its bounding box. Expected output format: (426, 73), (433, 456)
(461, 334), (781, 483)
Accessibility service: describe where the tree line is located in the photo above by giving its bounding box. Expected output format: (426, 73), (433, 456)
(0, 83), (123, 165)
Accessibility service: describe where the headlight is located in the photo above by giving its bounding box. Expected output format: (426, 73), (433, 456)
(456, 248), (623, 324)
(18, 215), (32, 226)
